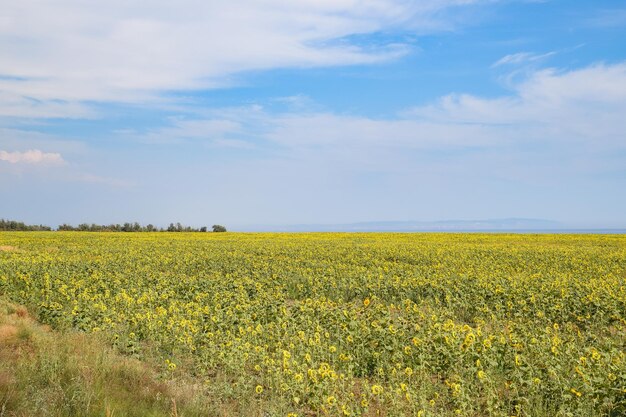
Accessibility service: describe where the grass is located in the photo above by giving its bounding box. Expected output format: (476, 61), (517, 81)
(0, 297), (246, 417)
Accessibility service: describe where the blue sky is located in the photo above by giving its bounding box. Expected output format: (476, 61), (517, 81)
(1, 0), (626, 228)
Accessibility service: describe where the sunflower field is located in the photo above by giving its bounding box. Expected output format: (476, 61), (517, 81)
(0, 232), (624, 416)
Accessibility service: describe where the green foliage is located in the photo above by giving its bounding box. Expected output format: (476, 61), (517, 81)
(0, 298), (229, 417)
(0, 232), (624, 416)
(0, 218), (51, 231)
(58, 222), (211, 232)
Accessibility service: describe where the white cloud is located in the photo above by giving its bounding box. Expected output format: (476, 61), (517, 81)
(492, 51), (556, 67)
(0, 149), (65, 165)
(125, 117), (246, 145)
(134, 62), (626, 182)
(174, 62), (626, 147)
(411, 63), (626, 145)
(0, 136), (132, 188)
(0, 91), (96, 119)
(0, 0), (487, 110)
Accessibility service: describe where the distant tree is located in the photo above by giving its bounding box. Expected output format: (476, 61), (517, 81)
(25, 220), (208, 232)
(0, 219), (50, 231)
(212, 224), (227, 232)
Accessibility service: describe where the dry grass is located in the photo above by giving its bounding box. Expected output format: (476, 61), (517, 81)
(0, 324), (18, 341)
(0, 297), (246, 417)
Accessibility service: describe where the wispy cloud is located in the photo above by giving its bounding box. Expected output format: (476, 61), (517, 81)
(0, 149), (65, 165)
(0, 91), (97, 119)
(143, 61), (626, 148)
(584, 8), (626, 28)
(123, 117), (248, 145)
(0, 0), (491, 111)
(492, 51), (556, 67)
(130, 61), (626, 188)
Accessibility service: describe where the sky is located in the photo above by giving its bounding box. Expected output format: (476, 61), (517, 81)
(1, 0), (626, 229)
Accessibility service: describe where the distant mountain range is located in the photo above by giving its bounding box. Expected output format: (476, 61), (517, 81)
(236, 218), (571, 232)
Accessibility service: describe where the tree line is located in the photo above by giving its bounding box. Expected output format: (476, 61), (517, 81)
(0, 219), (52, 231)
(1, 219), (226, 232)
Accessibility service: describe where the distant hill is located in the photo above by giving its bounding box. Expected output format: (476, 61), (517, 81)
(236, 218), (565, 232)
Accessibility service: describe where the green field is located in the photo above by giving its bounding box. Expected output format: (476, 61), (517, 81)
(1, 232), (625, 416)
